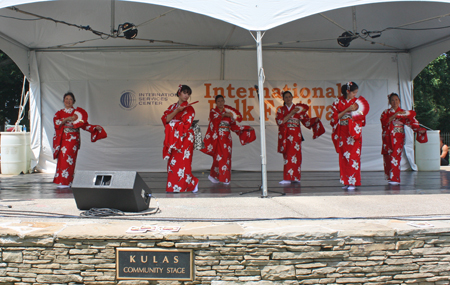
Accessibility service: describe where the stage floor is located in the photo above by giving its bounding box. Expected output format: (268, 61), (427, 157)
(1, 170), (450, 285)
(0, 169), (450, 220)
(1, 169), (450, 199)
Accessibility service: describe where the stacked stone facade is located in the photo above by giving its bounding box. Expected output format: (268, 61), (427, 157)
(0, 229), (449, 284)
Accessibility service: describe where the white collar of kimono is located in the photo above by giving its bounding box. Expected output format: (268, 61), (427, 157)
(285, 103), (294, 111)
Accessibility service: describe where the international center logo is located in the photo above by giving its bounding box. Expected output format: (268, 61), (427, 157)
(119, 90), (137, 110)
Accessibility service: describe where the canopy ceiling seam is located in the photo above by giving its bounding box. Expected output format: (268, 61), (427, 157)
(220, 49), (225, 80)
(359, 37), (401, 50)
(409, 33), (450, 52)
(110, 0), (115, 35)
(135, 8), (176, 27)
(396, 53), (401, 94)
(319, 13), (347, 31)
(222, 26), (236, 48)
(0, 31), (29, 51)
(30, 47), (409, 53)
(393, 12), (450, 29)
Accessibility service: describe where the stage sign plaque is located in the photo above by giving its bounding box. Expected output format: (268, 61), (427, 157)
(116, 248), (193, 281)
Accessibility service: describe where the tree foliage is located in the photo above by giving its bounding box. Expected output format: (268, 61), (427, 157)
(414, 52), (450, 133)
(0, 51), (27, 131)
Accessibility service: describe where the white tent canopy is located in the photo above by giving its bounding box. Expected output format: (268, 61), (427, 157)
(0, 0), (449, 180)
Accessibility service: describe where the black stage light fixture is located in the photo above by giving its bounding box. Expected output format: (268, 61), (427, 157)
(121, 22), (138, 39)
(337, 31), (358, 47)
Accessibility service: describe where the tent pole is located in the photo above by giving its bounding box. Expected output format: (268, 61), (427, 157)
(110, 0), (115, 35)
(256, 31), (268, 198)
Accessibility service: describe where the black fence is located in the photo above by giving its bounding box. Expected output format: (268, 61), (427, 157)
(441, 132), (449, 145)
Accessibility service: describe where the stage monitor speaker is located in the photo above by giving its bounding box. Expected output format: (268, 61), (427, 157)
(72, 171), (152, 212)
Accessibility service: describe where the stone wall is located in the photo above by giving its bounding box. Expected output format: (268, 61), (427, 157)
(0, 228), (450, 285)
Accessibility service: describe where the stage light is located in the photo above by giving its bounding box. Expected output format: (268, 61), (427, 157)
(120, 22), (138, 39)
(337, 31), (358, 47)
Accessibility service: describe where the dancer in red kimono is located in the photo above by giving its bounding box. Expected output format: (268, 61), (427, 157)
(276, 91), (325, 184)
(330, 82), (369, 190)
(53, 92), (107, 188)
(380, 93), (427, 185)
(162, 85), (199, 193)
(201, 95), (256, 184)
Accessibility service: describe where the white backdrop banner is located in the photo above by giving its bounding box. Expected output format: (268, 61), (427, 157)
(33, 50), (413, 174)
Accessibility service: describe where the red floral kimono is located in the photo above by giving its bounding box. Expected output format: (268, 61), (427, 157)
(53, 107), (107, 186)
(380, 108), (427, 183)
(162, 102), (199, 192)
(330, 97), (369, 186)
(201, 106), (256, 183)
(276, 103), (324, 182)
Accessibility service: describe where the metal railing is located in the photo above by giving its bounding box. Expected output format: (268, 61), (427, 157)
(419, 124), (447, 144)
(441, 132), (450, 145)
